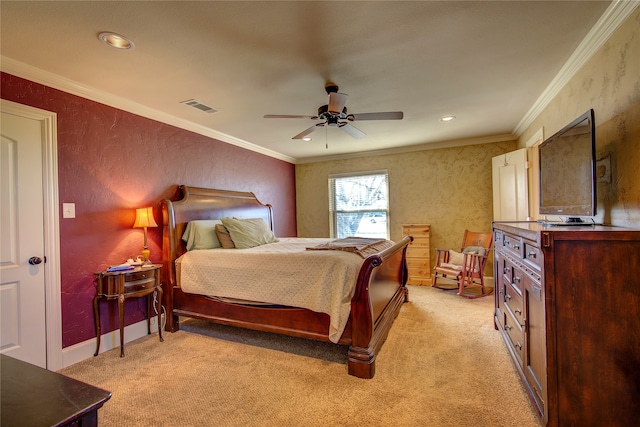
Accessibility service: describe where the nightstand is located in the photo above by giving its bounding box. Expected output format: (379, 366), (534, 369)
(93, 264), (164, 357)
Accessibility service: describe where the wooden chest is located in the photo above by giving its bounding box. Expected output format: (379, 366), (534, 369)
(402, 224), (431, 285)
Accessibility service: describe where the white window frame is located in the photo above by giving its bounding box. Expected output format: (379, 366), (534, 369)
(328, 170), (390, 239)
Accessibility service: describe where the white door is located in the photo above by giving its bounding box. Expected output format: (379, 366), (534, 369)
(1, 110), (48, 367)
(492, 148), (529, 221)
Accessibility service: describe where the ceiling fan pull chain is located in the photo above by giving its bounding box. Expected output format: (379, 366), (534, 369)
(323, 124), (329, 150)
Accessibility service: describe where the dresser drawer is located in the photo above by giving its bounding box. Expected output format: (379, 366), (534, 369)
(97, 267), (159, 296)
(402, 225), (430, 236)
(124, 276), (157, 293)
(522, 240), (542, 270)
(505, 282), (524, 326)
(407, 247), (430, 258)
(500, 257), (516, 287)
(125, 268), (157, 281)
(501, 233), (523, 259)
(504, 309), (524, 364)
(406, 257), (429, 270)
(408, 236), (430, 248)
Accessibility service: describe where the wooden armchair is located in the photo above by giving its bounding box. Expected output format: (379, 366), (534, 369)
(431, 230), (493, 298)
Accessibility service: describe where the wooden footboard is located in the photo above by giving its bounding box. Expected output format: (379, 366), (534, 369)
(347, 237), (411, 378)
(161, 185), (411, 378)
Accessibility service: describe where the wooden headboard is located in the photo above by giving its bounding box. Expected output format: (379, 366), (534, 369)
(161, 185), (274, 288)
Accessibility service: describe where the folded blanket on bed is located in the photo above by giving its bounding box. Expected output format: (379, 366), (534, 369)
(306, 237), (394, 258)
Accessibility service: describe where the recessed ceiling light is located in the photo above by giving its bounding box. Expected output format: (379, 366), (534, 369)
(440, 115), (456, 122)
(98, 32), (135, 50)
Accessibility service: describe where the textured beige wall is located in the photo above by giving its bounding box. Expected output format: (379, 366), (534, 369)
(296, 8), (640, 272)
(519, 7), (640, 227)
(296, 140), (516, 267)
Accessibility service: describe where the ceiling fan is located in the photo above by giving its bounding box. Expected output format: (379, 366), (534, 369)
(264, 83), (403, 140)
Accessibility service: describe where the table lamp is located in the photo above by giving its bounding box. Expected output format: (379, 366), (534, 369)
(133, 207), (158, 264)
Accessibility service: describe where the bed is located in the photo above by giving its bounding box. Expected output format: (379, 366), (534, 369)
(161, 185), (412, 379)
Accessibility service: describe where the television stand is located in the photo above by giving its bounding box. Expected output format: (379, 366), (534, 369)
(565, 217), (584, 224)
(537, 218), (598, 227)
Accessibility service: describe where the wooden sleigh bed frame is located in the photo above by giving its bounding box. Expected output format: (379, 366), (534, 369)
(161, 185), (412, 379)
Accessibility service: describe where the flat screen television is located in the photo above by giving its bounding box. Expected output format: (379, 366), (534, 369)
(538, 109), (596, 225)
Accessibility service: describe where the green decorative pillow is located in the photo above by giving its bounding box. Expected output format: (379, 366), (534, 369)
(181, 220), (222, 250)
(220, 217), (278, 249)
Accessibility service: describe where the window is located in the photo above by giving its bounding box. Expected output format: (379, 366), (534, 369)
(329, 171), (389, 239)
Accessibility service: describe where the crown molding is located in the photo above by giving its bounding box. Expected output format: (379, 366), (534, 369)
(513, 0), (639, 137)
(0, 56), (296, 164)
(0, 56), (514, 165)
(295, 133), (516, 164)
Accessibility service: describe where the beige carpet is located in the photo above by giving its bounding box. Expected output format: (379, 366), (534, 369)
(60, 285), (539, 426)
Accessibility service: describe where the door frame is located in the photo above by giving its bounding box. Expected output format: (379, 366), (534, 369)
(1, 99), (62, 370)
(526, 128), (545, 221)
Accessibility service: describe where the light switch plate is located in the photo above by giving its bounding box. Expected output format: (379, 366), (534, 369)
(62, 203), (75, 218)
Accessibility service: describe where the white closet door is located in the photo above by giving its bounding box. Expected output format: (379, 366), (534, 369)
(492, 148), (529, 221)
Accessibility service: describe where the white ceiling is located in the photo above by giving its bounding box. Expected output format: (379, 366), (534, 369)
(0, 1), (619, 163)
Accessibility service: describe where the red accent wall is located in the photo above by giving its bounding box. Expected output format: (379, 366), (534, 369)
(1, 72), (297, 347)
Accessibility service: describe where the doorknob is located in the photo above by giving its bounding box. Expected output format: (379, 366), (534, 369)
(28, 257), (43, 265)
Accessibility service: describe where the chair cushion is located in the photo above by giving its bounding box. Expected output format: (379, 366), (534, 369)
(448, 250), (465, 265)
(464, 246), (487, 256)
(440, 262), (464, 271)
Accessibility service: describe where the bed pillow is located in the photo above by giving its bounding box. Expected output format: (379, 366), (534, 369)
(220, 217), (278, 249)
(181, 220), (222, 250)
(214, 224), (236, 249)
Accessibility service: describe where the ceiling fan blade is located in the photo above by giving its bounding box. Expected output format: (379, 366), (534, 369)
(292, 123), (324, 140)
(338, 122), (366, 139)
(347, 111), (404, 121)
(264, 114), (315, 119)
(328, 92), (348, 114)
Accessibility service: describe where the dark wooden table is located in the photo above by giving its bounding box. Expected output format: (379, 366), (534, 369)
(1, 354), (112, 426)
(93, 264), (163, 357)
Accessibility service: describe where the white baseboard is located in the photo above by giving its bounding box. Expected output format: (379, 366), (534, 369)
(62, 318), (161, 368)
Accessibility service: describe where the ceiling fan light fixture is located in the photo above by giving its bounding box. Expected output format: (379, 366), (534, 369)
(440, 115), (456, 122)
(302, 137), (312, 142)
(266, 83), (404, 140)
(98, 32), (135, 50)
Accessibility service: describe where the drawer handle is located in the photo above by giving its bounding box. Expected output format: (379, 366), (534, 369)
(514, 276), (521, 283)
(505, 294), (512, 300)
(527, 251), (537, 259)
(514, 309), (522, 315)
(504, 324), (512, 331)
(515, 342), (523, 350)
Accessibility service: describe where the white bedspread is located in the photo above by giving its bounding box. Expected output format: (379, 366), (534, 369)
(176, 238), (366, 343)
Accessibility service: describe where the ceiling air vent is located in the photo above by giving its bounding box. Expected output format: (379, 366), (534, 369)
(181, 99), (219, 114)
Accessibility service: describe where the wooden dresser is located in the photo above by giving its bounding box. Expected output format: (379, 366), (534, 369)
(493, 222), (640, 426)
(402, 224), (431, 285)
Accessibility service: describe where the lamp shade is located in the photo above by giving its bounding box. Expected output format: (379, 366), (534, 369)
(133, 207), (158, 228)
